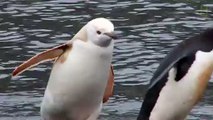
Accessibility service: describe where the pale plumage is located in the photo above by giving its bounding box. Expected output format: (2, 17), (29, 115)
(12, 18), (117, 120)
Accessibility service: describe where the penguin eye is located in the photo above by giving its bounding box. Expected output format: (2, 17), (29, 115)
(96, 31), (101, 35)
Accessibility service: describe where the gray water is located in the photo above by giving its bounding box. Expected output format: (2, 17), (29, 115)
(1, 0), (213, 119)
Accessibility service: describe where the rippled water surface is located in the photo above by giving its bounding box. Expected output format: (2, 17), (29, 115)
(1, 0), (213, 119)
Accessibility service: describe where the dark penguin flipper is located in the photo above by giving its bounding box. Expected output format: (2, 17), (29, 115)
(137, 28), (213, 120)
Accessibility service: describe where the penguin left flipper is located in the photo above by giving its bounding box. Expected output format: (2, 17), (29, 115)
(103, 65), (114, 103)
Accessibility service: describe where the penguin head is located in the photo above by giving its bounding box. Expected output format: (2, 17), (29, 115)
(85, 18), (117, 47)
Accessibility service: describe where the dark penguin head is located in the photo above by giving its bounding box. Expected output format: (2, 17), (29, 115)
(137, 28), (213, 120)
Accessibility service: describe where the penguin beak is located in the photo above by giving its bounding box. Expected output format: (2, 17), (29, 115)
(104, 32), (118, 39)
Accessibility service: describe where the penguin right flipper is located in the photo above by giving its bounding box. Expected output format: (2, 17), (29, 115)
(12, 42), (72, 76)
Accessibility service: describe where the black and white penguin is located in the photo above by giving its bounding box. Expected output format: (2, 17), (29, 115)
(137, 28), (213, 120)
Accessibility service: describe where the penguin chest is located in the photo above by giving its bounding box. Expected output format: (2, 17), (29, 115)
(150, 77), (198, 120)
(53, 54), (109, 94)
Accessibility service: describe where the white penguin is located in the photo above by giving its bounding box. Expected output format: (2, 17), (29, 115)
(12, 18), (117, 120)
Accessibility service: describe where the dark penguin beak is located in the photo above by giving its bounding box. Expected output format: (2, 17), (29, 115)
(104, 32), (118, 39)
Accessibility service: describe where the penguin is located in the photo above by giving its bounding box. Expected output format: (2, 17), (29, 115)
(12, 18), (117, 120)
(137, 28), (213, 120)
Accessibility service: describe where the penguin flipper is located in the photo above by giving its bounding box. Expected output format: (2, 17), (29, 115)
(12, 42), (72, 76)
(103, 65), (114, 103)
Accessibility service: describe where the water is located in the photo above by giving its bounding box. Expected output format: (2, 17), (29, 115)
(1, 0), (213, 119)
